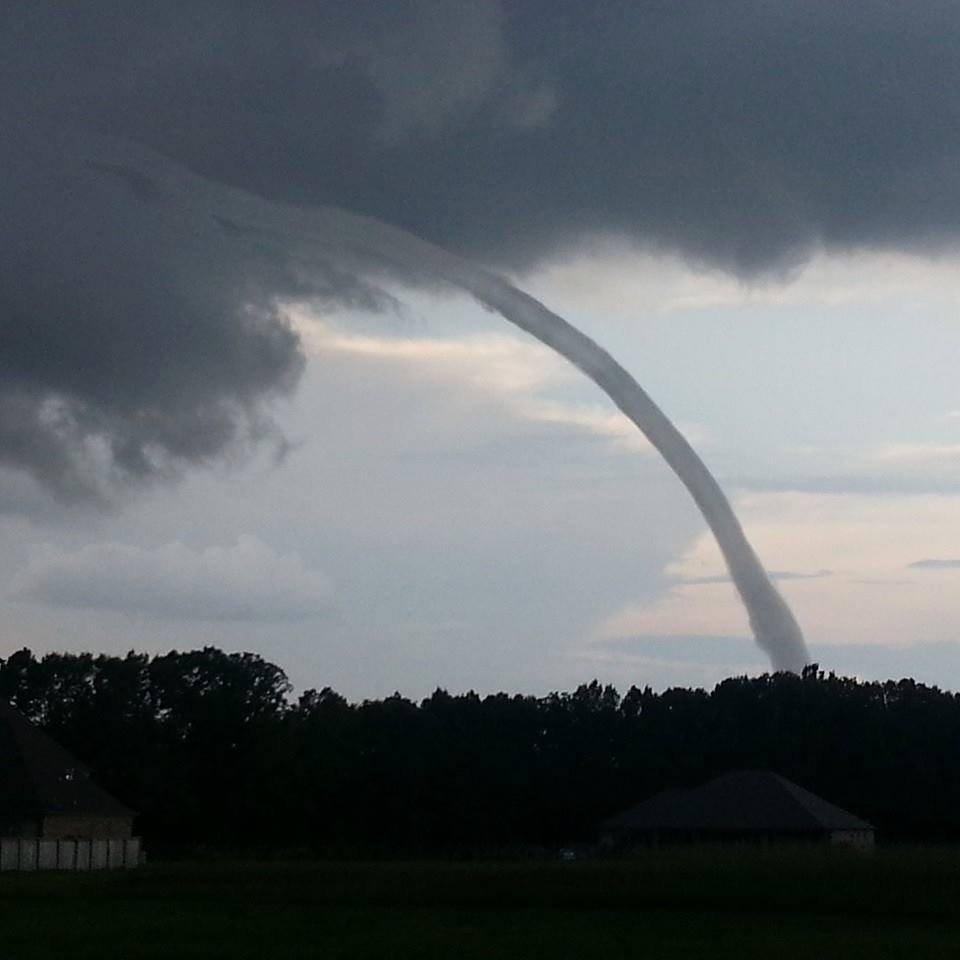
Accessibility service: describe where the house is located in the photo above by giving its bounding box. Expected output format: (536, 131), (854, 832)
(599, 770), (875, 850)
(0, 700), (140, 869)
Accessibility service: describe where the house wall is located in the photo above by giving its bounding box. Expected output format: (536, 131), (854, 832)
(42, 815), (133, 840)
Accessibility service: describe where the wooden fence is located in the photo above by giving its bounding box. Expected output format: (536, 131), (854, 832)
(0, 837), (141, 871)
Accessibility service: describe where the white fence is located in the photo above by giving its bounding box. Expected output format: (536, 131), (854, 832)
(0, 837), (141, 871)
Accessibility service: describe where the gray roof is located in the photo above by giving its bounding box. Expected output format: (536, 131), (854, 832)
(0, 701), (133, 821)
(601, 770), (874, 834)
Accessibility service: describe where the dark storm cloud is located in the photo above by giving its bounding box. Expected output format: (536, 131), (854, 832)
(4, 1), (960, 496)
(0, 119), (379, 499)
(12, 0), (957, 268)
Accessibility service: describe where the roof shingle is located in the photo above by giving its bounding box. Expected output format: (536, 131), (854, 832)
(602, 770), (873, 834)
(0, 701), (133, 822)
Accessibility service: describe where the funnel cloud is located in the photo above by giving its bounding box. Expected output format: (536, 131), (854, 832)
(89, 139), (809, 672)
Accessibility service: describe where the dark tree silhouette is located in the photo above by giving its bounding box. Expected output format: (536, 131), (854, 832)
(2, 648), (960, 853)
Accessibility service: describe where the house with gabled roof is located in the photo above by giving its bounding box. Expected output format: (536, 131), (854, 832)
(0, 701), (140, 869)
(599, 770), (875, 850)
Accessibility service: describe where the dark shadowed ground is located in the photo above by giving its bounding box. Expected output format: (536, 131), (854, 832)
(1, 847), (959, 958)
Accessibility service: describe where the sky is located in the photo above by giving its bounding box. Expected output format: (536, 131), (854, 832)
(2, 2), (960, 698)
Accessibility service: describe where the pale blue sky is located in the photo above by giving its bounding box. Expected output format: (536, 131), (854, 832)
(4, 246), (959, 697)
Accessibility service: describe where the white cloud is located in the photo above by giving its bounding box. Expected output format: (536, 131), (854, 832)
(9, 535), (333, 622)
(294, 315), (567, 393)
(287, 310), (660, 453)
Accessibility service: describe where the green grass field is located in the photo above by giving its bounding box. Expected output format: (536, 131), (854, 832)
(2, 848), (959, 958)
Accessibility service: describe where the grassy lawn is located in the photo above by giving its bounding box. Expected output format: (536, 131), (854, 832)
(1, 848), (959, 958)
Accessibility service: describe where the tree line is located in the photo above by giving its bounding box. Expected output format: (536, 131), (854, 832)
(2, 646), (959, 853)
